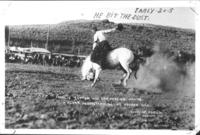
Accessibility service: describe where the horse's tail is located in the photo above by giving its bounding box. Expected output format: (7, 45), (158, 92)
(81, 55), (93, 80)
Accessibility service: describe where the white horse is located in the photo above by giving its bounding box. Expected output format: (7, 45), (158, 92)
(81, 47), (135, 87)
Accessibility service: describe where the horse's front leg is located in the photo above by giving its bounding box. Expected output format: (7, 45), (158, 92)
(91, 67), (102, 87)
(81, 76), (86, 81)
(122, 69), (131, 87)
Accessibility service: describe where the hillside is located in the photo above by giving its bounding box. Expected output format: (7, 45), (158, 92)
(6, 20), (195, 55)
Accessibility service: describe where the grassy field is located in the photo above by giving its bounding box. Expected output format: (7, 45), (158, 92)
(5, 63), (194, 129)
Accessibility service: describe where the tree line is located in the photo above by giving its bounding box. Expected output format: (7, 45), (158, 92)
(5, 20), (195, 55)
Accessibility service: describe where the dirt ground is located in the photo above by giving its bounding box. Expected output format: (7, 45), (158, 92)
(5, 63), (195, 129)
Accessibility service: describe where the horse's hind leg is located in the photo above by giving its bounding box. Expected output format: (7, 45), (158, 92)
(121, 73), (126, 80)
(120, 62), (131, 86)
(119, 65), (132, 84)
(117, 73), (126, 84)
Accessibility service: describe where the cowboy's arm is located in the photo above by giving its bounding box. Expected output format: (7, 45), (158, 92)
(93, 42), (97, 50)
(92, 34), (98, 50)
(101, 28), (116, 34)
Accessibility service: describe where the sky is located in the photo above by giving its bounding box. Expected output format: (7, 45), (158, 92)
(0, 1), (197, 29)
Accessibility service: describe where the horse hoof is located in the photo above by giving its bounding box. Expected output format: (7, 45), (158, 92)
(122, 82), (127, 87)
(91, 83), (95, 87)
(81, 77), (86, 81)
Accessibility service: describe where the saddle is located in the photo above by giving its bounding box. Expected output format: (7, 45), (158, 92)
(91, 40), (112, 69)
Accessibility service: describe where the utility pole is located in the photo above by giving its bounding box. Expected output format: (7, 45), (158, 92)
(7, 26), (10, 53)
(78, 48), (80, 55)
(7, 26), (10, 48)
(5, 26), (10, 53)
(31, 41), (33, 48)
(45, 24), (50, 50)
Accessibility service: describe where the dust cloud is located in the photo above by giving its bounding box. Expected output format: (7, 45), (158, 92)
(127, 45), (195, 97)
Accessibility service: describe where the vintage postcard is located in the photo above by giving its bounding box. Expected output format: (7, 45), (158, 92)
(0, 1), (199, 135)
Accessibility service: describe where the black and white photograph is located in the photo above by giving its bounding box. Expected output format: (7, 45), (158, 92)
(0, 1), (199, 134)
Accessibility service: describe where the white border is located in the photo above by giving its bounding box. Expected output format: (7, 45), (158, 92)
(0, 1), (199, 135)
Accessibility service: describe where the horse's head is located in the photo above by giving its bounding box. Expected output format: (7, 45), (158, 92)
(81, 55), (93, 80)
